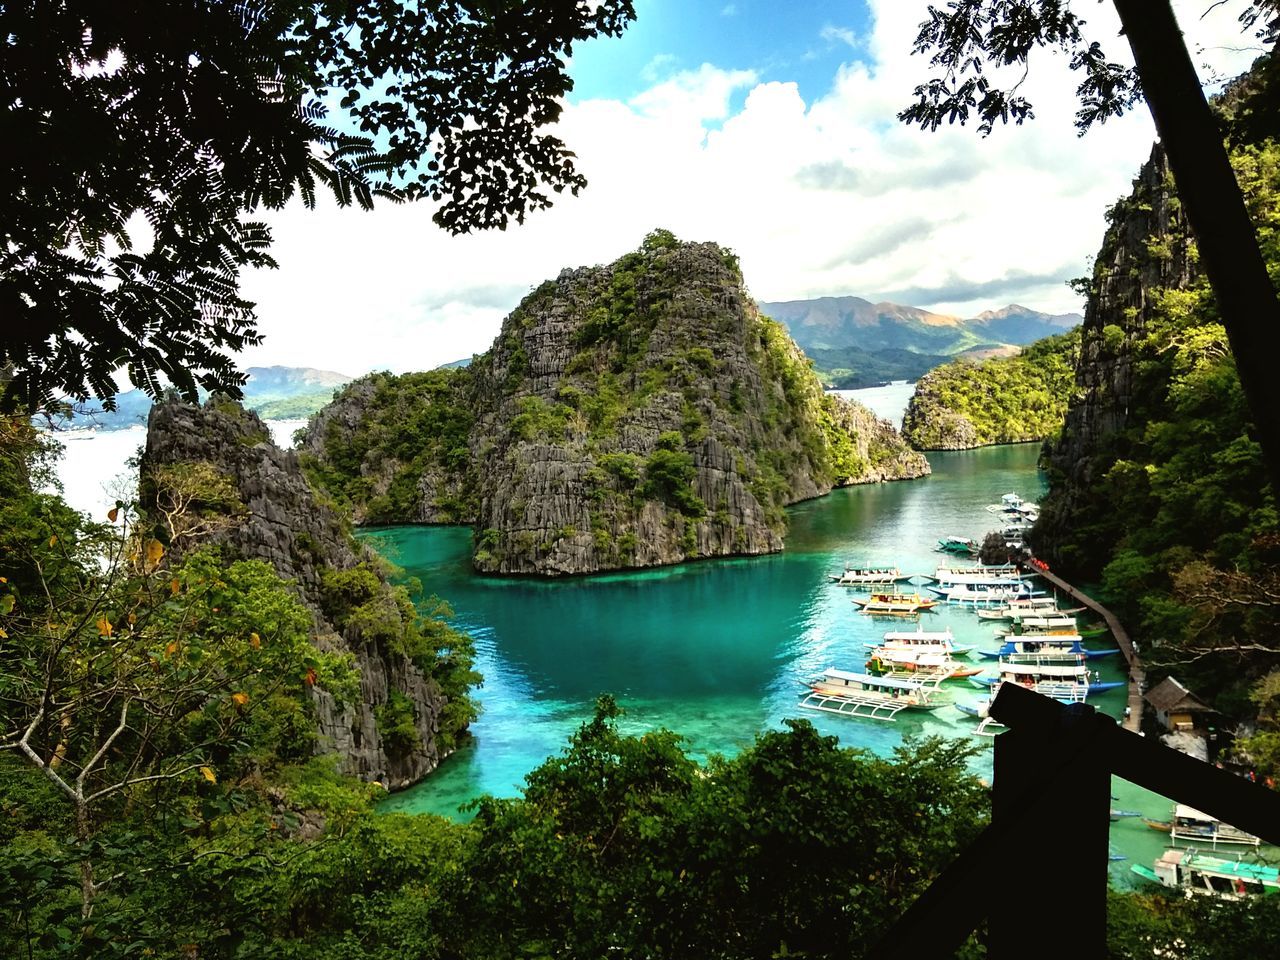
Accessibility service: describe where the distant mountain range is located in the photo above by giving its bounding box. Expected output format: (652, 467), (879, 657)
(53, 366), (354, 432)
(758, 297), (1082, 388)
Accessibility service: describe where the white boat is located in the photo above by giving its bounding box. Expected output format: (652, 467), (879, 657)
(929, 565), (1031, 586)
(993, 615), (1078, 634)
(1144, 805), (1263, 848)
(1015, 614), (1079, 630)
(872, 626), (975, 658)
(974, 597), (1076, 620)
(866, 647), (984, 679)
(828, 565), (911, 586)
(928, 584), (1036, 605)
(799, 669), (947, 721)
(986, 492), (1025, 514)
(957, 684), (1087, 736)
(1131, 848), (1279, 899)
(976, 637), (1121, 661)
(968, 655), (1124, 697)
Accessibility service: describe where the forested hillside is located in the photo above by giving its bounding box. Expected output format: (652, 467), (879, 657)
(901, 330), (1080, 449)
(761, 296), (1080, 387)
(1035, 61), (1280, 762)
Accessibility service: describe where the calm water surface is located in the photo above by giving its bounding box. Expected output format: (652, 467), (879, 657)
(370, 443), (1136, 813)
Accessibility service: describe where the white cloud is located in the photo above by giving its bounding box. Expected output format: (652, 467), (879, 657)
(820, 24), (859, 51)
(640, 52), (678, 83)
(237, 0), (1263, 375)
(721, 4), (737, 16)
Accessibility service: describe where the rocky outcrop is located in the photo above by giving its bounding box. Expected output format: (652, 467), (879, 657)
(141, 398), (466, 788)
(1035, 145), (1196, 560)
(299, 370), (476, 524)
(901, 329), (1080, 451)
(901, 389), (981, 450)
(302, 233), (929, 576)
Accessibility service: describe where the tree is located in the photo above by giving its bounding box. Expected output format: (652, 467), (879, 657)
(0, 0), (637, 414)
(900, 0), (1280, 498)
(0, 466), (357, 920)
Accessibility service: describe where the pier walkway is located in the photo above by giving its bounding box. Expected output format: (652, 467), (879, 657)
(1022, 560), (1145, 733)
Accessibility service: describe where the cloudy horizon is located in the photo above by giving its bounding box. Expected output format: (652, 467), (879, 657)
(234, 0), (1263, 378)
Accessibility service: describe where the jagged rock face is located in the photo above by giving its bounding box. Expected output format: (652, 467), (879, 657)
(142, 399), (453, 788)
(460, 238), (928, 575)
(300, 371), (476, 525)
(901, 389), (980, 450)
(1036, 145), (1196, 556)
(301, 235), (929, 576)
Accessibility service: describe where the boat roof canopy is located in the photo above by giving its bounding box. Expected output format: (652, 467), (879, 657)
(1173, 804), (1216, 821)
(821, 668), (927, 690)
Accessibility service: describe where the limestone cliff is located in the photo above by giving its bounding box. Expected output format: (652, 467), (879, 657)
(302, 232), (929, 576)
(1034, 145), (1196, 566)
(141, 398), (477, 788)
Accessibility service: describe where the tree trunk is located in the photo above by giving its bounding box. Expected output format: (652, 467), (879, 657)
(1112, 0), (1280, 497)
(76, 801), (95, 919)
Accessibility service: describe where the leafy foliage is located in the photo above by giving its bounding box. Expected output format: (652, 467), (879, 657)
(902, 329), (1081, 449)
(302, 369), (476, 523)
(1035, 101), (1280, 730)
(899, 1), (1141, 136)
(0, 0), (637, 413)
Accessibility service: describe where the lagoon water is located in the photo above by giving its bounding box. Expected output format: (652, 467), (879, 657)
(375, 442), (1123, 807)
(40, 398), (1179, 883)
(370, 442), (1189, 885)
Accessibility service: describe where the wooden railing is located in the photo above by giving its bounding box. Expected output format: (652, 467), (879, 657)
(870, 683), (1280, 959)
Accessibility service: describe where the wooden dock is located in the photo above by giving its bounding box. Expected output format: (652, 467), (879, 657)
(1023, 561), (1145, 733)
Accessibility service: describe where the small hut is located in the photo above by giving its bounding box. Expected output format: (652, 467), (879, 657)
(1144, 676), (1214, 733)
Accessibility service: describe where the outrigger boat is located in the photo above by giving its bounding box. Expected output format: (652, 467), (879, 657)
(974, 597), (1078, 620)
(994, 614), (1078, 633)
(1143, 805), (1262, 848)
(866, 647), (984, 679)
(799, 668), (947, 721)
(928, 584), (1036, 605)
(828, 565), (912, 586)
(930, 563), (1032, 584)
(1131, 848), (1280, 899)
(976, 637), (1120, 661)
(868, 626), (975, 658)
(851, 592), (938, 614)
(925, 564), (1020, 580)
(968, 654), (1124, 697)
(937, 536), (980, 556)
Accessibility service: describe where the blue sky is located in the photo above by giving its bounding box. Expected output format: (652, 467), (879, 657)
(569, 1), (873, 107)
(239, 1), (1262, 375)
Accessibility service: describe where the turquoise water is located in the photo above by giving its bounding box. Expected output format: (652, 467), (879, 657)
(370, 444), (1113, 811)
(364, 442), (1275, 886)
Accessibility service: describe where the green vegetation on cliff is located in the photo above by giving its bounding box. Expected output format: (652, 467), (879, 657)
(302, 232), (928, 576)
(1036, 69), (1280, 764)
(901, 329), (1080, 449)
(303, 369), (476, 524)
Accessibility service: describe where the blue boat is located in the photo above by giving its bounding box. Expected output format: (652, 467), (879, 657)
(976, 638), (1120, 661)
(969, 674), (1125, 695)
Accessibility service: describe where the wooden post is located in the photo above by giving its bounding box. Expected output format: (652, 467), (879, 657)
(989, 701), (1110, 958)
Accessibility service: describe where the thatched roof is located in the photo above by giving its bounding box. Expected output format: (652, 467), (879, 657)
(1144, 676), (1213, 715)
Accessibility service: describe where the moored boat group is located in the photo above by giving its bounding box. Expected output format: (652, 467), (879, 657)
(810, 489), (1280, 902)
(810, 491), (1123, 733)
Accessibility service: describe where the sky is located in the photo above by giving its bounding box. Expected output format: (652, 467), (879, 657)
(235, 0), (1266, 377)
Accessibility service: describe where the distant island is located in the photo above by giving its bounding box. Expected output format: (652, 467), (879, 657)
(759, 296), (1081, 388)
(50, 365), (354, 431)
(299, 231), (930, 576)
(901, 329), (1080, 449)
